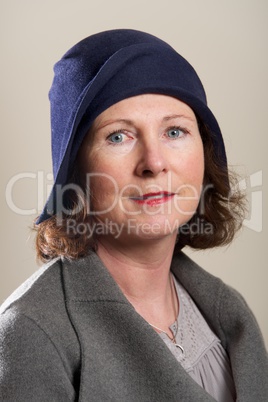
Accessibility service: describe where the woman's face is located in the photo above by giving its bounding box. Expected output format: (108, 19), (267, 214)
(79, 94), (204, 243)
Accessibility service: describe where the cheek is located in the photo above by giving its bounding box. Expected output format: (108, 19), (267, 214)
(190, 153), (204, 185)
(179, 144), (205, 187)
(85, 157), (123, 213)
(87, 178), (114, 215)
(173, 145), (204, 216)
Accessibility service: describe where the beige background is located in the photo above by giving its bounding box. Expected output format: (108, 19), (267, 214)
(1, 0), (267, 347)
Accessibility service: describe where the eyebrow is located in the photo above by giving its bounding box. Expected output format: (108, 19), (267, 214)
(162, 114), (195, 122)
(96, 119), (134, 130)
(95, 114), (195, 131)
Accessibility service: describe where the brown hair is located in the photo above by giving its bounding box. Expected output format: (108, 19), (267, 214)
(34, 120), (246, 262)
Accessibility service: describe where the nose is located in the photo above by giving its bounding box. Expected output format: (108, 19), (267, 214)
(135, 138), (168, 177)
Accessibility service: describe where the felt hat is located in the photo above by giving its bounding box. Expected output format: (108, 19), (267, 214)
(37, 29), (227, 223)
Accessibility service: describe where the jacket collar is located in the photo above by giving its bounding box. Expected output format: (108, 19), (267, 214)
(62, 251), (132, 304)
(61, 250), (223, 335)
(61, 251), (216, 401)
(62, 251), (218, 300)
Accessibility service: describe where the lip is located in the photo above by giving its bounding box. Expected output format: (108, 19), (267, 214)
(130, 191), (175, 206)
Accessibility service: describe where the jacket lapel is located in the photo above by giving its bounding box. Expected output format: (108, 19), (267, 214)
(171, 252), (268, 402)
(61, 252), (214, 401)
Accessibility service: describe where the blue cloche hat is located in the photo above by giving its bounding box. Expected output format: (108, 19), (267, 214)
(37, 29), (227, 224)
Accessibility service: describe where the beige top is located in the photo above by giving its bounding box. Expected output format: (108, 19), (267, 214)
(156, 276), (236, 402)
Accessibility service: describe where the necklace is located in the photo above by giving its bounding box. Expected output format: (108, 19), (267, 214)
(149, 274), (184, 353)
(149, 319), (184, 353)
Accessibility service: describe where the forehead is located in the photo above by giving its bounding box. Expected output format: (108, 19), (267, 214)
(91, 94), (197, 130)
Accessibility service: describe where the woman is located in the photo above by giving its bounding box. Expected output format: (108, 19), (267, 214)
(0, 29), (267, 401)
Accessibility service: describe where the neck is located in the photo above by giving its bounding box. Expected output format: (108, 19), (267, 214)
(95, 233), (178, 329)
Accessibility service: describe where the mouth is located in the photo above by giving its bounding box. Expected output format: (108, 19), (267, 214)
(129, 191), (175, 206)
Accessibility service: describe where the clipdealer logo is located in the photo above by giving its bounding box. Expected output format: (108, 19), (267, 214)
(4, 170), (263, 233)
(238, 170), (263, 233)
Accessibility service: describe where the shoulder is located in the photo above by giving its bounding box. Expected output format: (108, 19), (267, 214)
(172, 251), (257, 315)
(0, 258), (80, 372)
(0, 258), (67, 329)
(172, 251), (244, 298)
(172, 252), (266, 349)
(0, 258), (62, 315)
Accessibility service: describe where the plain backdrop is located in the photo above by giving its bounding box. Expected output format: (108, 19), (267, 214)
(1, 0), (267, 348)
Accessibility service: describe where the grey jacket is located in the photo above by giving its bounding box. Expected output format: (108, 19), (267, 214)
(0, 252), (267, 401)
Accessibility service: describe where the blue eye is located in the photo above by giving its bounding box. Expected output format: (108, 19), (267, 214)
(167, 128), (183, 139)
(108, 132), (124, 143)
